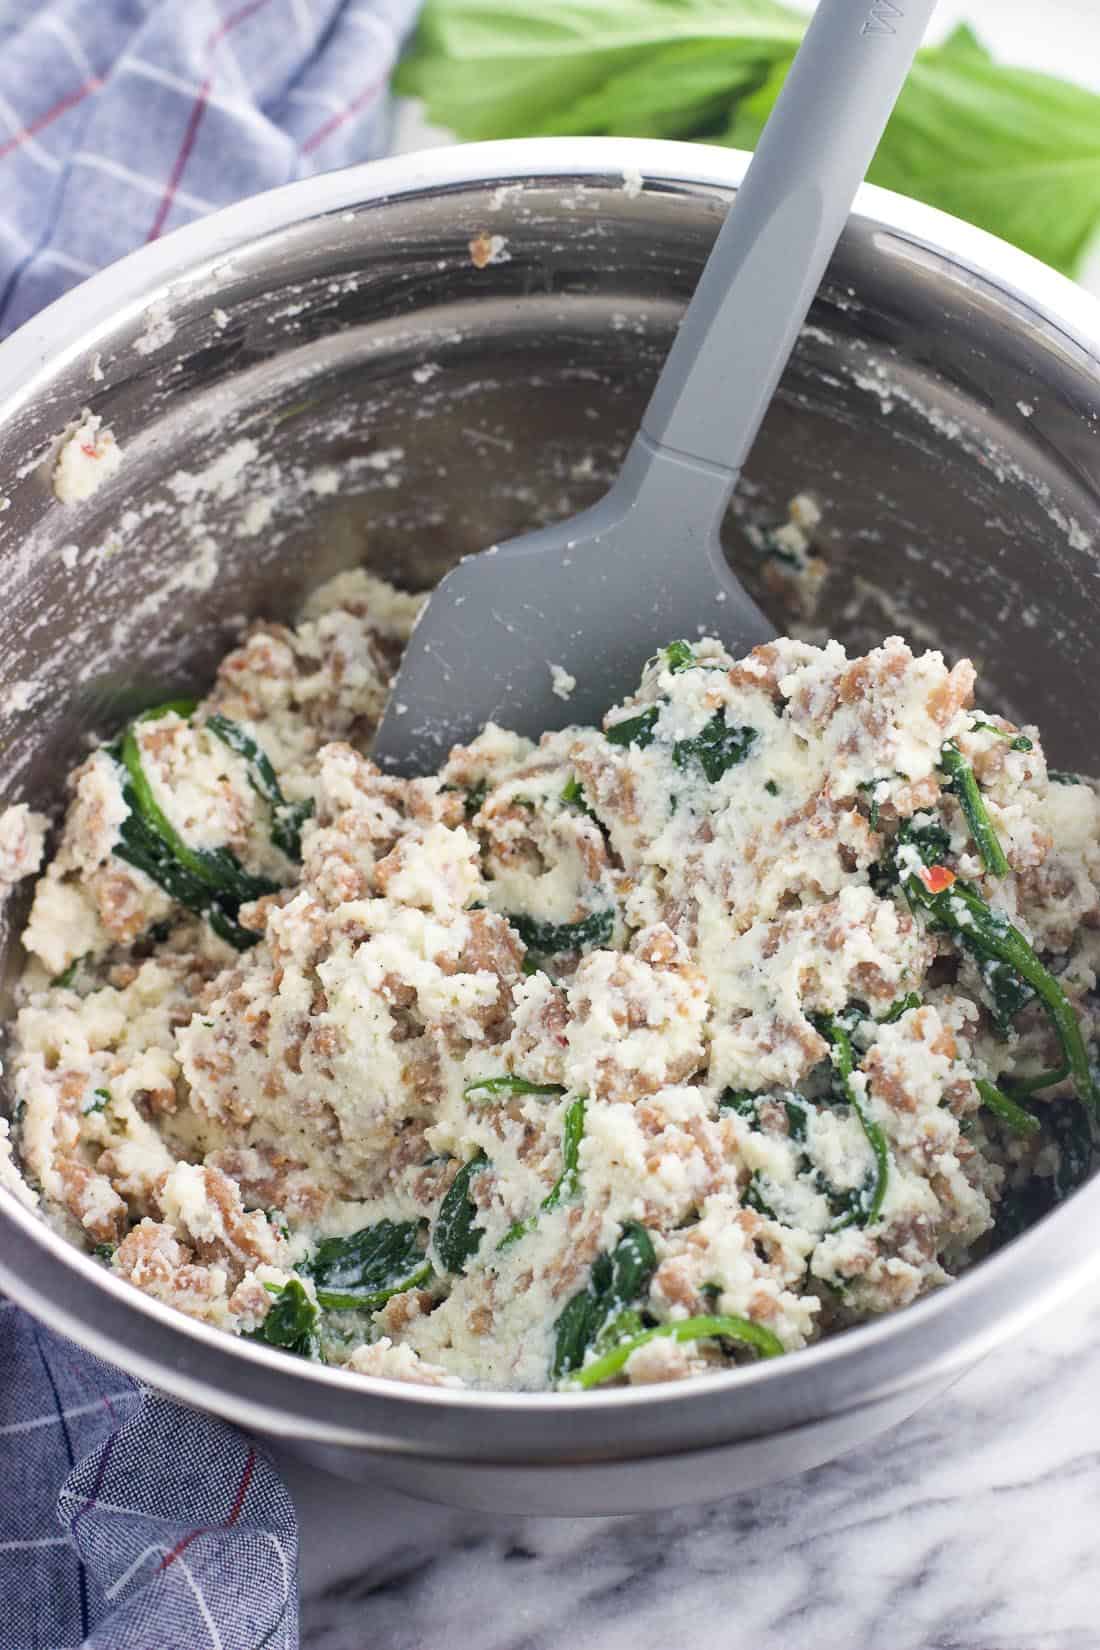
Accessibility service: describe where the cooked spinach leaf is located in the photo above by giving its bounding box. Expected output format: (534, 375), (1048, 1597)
(995, 1098), (1093, 1241)
(506, 907), (614, 958)
(718, 1088), (761, 1120)
(970, 719), (1033, 752)
(113, 712), (281, 950)
(672, 713), (757, 783)
(464, 776), (489, 817)
(551, 1220), (657, 1379)
(207, 712), (314, 860)
(662, 640), (696, 673)
(605, 705), (660, 749)
(811, 1013), (891, 1230)
(742, 1169), (777, 1219)
(253, 1278), (322, 1360)
(978, 956), (1037, 1036)
(880, 992), (922, 1024)
(940, 739), (1008, 876)
(432, 1151), (488, 1273)
(869, 815), (952, 895)
(905, 873), (1099, 1114)
(307, 1219), (432, 1310)
(499, 1096), (586, 1249)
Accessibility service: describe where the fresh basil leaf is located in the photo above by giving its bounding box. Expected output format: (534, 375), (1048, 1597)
(400, 4), (1100, 279)
(396, 0), (803, 143)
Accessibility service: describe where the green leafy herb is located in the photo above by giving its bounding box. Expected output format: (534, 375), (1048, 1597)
(662, 640), (696, 673)
(397, 6), (1100, 280)
(92, 1243), (116, 1263)
(506, 907), (614, 958)
(672, 713), (757, 783)
(970, 719), (1033, 752)
(811, 1013), (891, 1230)
(307, 1219), (432, 1310)
(252, 1278), (321, 1360)
(1049, 771), (1084, 786)
(464, 1074), (567, 1101)
(940, 740), (1008, 876)
(206, 712), (314, 860)
(499, 1096), (586, 1249)
(570, 1312), (784, 1388)
(51, 957), (84, 989)
(82, 1088), (111, 1115)
(605, 705), (660, 749)
(729, 23), (1100, 281)
(551, 1220), (657, 1379)
(432, 1151), (488, 1273)
(764, 779), (779, 797)
(974, 1078), (1040, 1137)
(880, 992), (921, 1024)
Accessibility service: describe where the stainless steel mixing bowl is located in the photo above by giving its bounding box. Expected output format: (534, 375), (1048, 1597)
(1, 138), (1099, 1516)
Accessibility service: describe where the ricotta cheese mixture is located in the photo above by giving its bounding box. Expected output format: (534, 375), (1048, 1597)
(2, 570), (1098, 1391)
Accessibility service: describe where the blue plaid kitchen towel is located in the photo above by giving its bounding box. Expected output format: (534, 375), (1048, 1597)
(0, 1), (423, 1644)
(0, 0), (421, 333)
(1, 1304), (299, 1648)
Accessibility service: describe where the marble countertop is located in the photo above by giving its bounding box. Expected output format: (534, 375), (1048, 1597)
(281, 4), (1100, 1646)
(276, 1275), (1100, 1649)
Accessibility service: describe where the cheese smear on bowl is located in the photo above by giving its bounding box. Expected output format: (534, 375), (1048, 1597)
(2, 570), (1097, 1391)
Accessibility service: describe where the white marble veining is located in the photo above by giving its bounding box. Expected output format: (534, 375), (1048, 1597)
(276, 1274), (1100, 1650)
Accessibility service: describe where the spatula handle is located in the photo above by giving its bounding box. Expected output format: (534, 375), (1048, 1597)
(635, 0), (937, 483)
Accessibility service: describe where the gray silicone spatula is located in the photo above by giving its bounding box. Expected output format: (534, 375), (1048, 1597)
(374, 0), (937, 775)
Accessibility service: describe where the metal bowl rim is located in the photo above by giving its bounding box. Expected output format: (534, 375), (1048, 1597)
(1, 135), (1099, 1428)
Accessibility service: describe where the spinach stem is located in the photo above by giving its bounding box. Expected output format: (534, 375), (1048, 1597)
(974, 1078), (1040, 1136)
(907, 876), (1099, 1115)
(812, 1014), (891, 1229)
(571, 1314), (784, 1389)
(940, 741), (1009, 876)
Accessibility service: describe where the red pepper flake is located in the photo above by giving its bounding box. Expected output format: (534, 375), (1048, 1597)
(919, 864), (956, 894)
(79, 443), (98, 457)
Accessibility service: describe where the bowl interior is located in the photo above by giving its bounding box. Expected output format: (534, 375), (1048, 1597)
(0, 147), (1098, 1403)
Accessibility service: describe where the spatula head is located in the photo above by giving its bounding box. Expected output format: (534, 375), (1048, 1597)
(372, 460), (775, 776)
